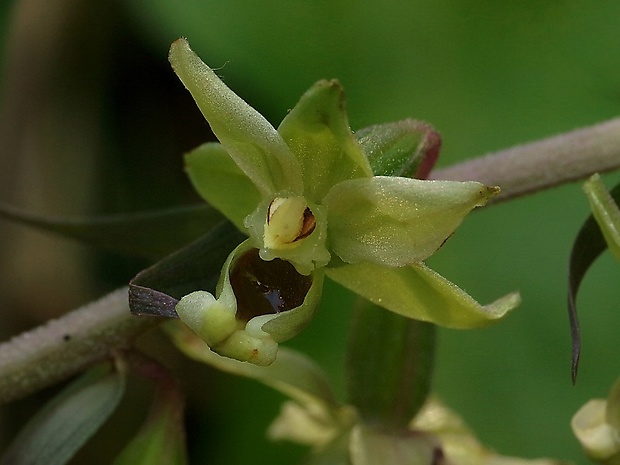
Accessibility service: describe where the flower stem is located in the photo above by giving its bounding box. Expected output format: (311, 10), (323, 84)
(2, 118), (620, 404)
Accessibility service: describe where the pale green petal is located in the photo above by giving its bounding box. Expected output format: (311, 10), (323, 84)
(184, 142), (261, 230)
(572, 399), (620, 463)
(349, 424), (438, 465)
(278, 80), (372, 202)
(323, 177), (499, 266)
(326, 261), (519, 329)
(169, 39), (302, 196)
(584, 174), (620, 261)
(267, 401), (355, 448)
(167, 323), (338, 408)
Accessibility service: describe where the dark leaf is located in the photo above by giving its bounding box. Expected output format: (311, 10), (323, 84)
(568, 181), (620, 383)
(129, 220), (245, 318)
(0, 203), (223, 259)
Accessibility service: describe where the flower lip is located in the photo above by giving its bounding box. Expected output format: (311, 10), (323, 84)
(230, 248), (313, 323)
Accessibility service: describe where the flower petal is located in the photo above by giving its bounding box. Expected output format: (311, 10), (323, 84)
(169, 39), (302, 197)
(326, 261), (519, 329)
(323, 176), (499, 266)
(184, 142), (261, 230)
(572, 399), (620, 462)
(277, 80), (372, 202)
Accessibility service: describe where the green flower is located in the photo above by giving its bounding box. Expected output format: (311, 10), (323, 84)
(572, 379), (620, 464)
(169, 38), (519, 365)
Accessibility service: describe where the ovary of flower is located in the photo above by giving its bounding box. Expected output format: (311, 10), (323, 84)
(264, 197), (316, 249)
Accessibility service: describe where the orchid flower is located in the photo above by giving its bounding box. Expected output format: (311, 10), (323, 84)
(168, 38), (519, 365)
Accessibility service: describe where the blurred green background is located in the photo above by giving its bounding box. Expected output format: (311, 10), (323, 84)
(1, 0), (620, 463)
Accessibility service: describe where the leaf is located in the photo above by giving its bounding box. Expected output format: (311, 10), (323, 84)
(326, 261), (519, 329)
(323, 176), (499, 267)
(355, 119), (441, 180)
(277, 79), (373, 202)
(167, 322), (338, 408)
(0, 364), (125, 465)
(346, 300), (435, 429)
(568, 176), (620, 383)
(129, 220), (245, 318)
(0, 202), (223, 259)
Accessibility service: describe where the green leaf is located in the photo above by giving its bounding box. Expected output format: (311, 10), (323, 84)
(167, 322), (338, 408)
(323, 176), (499, 267)
(326, 261), (519, 329)
(346, 300), (434, 429)
(184, 142), (261, 230)
(0, 202), (222, 260)
(0, 364), (125, 465)
(169, 38), (303, 197)
(567, 176), (620, 383)
(356, 120), (441, 180)
(113, 377), (186, 465)
(277, 79), (372, 202)
(129, 220), (245, 318)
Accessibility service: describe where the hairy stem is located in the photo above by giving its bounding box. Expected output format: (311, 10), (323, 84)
(0, 288), (158, 404)
(2, 117), (620, 404)
(432, 117), (620, 201)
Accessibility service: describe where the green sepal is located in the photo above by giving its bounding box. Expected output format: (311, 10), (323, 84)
(169, 38), (302, 197)
(326, 261), (519, 329)
(184, 142), (261, 230)
(323, 177), (499, 267)
(356, 120), (441, 179)
(346, 300), (434, 430)
(277, 79), (372, 202)
(0, 364), (125, 465)
(0, 202), (223, 260)
(167, 322), (338, 408)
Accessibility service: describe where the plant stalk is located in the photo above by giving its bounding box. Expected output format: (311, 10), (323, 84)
(0, 288), (158, 404)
